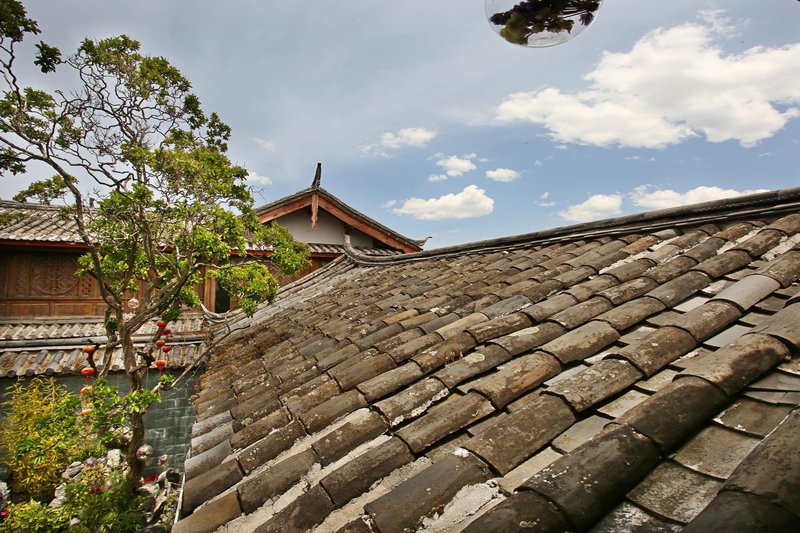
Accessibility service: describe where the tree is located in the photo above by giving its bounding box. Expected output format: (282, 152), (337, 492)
(0, 0), (309, 482)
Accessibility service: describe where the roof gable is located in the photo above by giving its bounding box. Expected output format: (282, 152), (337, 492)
(176, 187), (800, 532)
(254, 165), (422, 253)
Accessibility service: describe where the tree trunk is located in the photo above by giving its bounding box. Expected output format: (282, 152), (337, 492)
(121, 329), (147, 484)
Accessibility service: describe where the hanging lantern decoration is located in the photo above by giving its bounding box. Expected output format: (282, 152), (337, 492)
(161, 328), (171, 335)
(155, 359), (166, 375)
(81, 407), (93, 417)
(82, 345), (96, 354)
(155, 339), (166, 348)
(81, 366), (95, 386)
(80, 385), (93, 395)
(156, 320), (168, 329)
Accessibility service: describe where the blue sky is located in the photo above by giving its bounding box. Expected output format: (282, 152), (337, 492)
(4, 1), (799, 248)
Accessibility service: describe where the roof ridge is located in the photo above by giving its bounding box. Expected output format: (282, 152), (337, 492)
(343, 187), (800, 266)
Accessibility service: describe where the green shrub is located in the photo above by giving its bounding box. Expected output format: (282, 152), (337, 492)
(62, 472), (146, 533)
(1, 500), (69, 532)
(0, 379), (100, 500)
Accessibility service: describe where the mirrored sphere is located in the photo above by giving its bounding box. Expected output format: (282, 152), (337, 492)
(485, 0), (602, 48)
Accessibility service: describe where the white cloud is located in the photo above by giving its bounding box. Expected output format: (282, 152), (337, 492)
(559, 194), (623, 222)
(554, 145), (568, 151)
(496, 17), (800, 148)
(381, 127), (437, 148)
(254, 138), (276, 151)
(361, 127), (436, 157)
(433, 153), (477, 177)
(247, 171), (272, 185)
(486, 168), (520, 182)
(428, 174), (448, 183)
(534, 159), (543, 167)
(393, 185), (494, 220)
(629, 185), (770, 209)
(382, 199), (397, 208)
(537, 191), (555, 207)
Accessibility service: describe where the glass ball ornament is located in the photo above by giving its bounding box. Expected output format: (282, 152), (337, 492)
(485, 0), (602, 48)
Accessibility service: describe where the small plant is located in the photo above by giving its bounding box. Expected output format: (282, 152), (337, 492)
(62, 472), (146, 533)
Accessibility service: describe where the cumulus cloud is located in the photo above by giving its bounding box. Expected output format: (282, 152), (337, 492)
(361, 127), (437, 157)
(382, 199), (397, 208)
(496, 17), (800, 148)
(629, 185), (770, 209)
(559, 194), (623, 222)
(246, 171), (272, 185)
(433, 153), (478, 177)
(428, 174), (448, 183)
(381, 127), (437, 148)
(254, 138), (276, 151)
(393, 185), (494, 220)
(486, 168), (521, 182)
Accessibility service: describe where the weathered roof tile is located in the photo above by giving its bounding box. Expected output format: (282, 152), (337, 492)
(181, 459), (243, 514)
(395, 392), (494, 453)
(540, 320), (620, 364)
(673, 425), (760, 479)
(365, 453), (492, 533)
(471, 351), (561, 408)
(463, 394), (574, 475)
(545, 359), (642, 412)
(680, 333), (790, 397)
(525, 425), (661, 530)
(627, 461), (723, 524)
(320, 436), (414, 508)
(612, 326), (697, 376)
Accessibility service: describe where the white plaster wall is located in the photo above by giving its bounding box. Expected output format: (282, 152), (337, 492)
(275, 208), (374, 247)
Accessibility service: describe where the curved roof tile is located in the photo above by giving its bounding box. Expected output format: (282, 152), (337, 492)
(175, 187), (800, 532)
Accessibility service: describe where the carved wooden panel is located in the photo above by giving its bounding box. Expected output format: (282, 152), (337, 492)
(0, 251), (104, 317)
(32, 255), (80, 295)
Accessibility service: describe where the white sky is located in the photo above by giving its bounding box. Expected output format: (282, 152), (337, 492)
(4, 1), (800, 248)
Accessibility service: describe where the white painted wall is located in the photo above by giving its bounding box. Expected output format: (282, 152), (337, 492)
(275, 208), (374, 247)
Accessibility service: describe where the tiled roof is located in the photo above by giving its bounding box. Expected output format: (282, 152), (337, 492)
(175, 187), (800, 533)
(0, 200), (82, 243)
(0, 200), (407, 257)
(0, 314), (209, 377)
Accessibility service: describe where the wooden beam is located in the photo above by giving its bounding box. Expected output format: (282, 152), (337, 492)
(257, 196), (313, 223)
(311, 192), (319, 229)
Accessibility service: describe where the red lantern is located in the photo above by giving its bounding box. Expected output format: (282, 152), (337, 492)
(80, 385), (92, 395)
(155, 340), (166, 347)
(155, 360), (166, 368)
(82, 345), (96, 354)
(162, 346), (172, 353)
(161, 328), (172, 335)
(81, 408), (93, 416)
(156, 320), (168, 328)
(81, 367), (95, 385)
